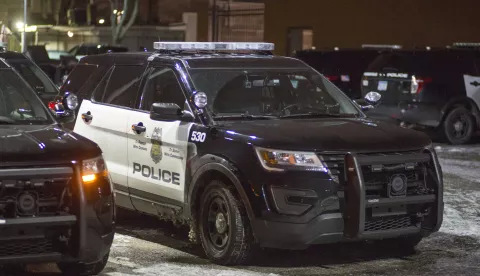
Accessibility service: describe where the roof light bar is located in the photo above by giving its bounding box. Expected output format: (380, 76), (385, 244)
(452, 42), (480, 48)
(153, 42), (274, 51)
(361, 44), (402, 49)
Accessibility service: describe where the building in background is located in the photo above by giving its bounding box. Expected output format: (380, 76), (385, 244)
(208, 0), (265, 42)
(265, 0), (480, 56)
(1, 0), (209, 52)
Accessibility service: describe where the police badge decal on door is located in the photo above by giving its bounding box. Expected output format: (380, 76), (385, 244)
(150, 127), (162, 164)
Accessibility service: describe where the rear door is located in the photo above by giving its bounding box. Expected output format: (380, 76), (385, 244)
(73, 64), (145, 208)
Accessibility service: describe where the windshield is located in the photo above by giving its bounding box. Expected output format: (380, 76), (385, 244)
(189, 68), (361, 118)
(9, 60), (58, 94)
(0, 69), (53, 125)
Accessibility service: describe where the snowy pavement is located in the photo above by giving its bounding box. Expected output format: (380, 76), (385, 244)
(7, 143), (480, 276)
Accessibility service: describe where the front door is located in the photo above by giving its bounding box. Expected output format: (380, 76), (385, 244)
(127, 66), (193, 215)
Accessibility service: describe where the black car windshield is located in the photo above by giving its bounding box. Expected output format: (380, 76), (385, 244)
(0, 69), (53, 125)
(189, 68), (362, 118)
(8, 60), (58, 95)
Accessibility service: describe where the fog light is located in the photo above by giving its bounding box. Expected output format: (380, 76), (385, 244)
(82, 174), (96, 183)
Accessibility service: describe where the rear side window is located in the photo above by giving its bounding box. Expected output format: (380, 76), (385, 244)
(93, 65), (144, 108)
(367, 53), (417, 72)
(62, 64), (97, 94)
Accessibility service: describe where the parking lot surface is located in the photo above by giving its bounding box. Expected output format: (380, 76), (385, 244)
(4, 143), (480, 276)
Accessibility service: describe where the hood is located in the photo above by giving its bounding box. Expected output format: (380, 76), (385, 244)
(0, 124), (101, 163)
(216, 118), (431, 152)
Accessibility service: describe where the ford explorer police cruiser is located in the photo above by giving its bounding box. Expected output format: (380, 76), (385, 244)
(60, 42), (443, 265)
(0, 58), (114, 275)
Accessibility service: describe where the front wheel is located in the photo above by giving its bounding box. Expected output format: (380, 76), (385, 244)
(442, 107), (475, 145)
(57, 251), (109, 275)
(198, 180), (254, 265)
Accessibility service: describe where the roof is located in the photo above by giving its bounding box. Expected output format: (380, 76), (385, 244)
(78, 51), (308, 69)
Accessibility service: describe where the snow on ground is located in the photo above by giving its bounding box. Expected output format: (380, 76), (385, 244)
(437, 157), (480, 239)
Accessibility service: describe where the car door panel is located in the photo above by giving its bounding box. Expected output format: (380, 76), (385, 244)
(127, 111), (192, 207)
(74, 100), (130, 194)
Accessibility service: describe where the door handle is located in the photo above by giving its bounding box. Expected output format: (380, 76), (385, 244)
(81, 111), (92, 122)
(132, 122), (146, 134)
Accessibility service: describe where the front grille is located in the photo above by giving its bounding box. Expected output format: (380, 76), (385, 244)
(364, 215), (414, 232)
(321, 154), (346, 186)
(0, 167), (73, 218)
(0, 238), (54, 257)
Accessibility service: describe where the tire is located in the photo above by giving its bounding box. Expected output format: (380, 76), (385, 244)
(442, 107), (475, 145)
(57, 251), (109, 275)
(375, 235), (423, 251)
(198, 180), (254, 265)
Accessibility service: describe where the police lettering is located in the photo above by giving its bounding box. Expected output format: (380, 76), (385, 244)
(133, 162), (180, 185)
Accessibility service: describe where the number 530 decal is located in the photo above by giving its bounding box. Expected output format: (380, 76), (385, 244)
(191, 131), (206, 142)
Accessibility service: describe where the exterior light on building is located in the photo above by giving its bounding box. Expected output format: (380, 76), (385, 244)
(99, 18), (105, 24)
(113, 9), (118, 14)
(16, 21), (24, 29)
(67, 31), (74, 38)
(120, 10), (124, 14)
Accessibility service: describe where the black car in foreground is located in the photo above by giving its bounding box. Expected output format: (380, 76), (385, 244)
(0, 59), (114, 275)
(59, 42), (443, 265)
(361, 48), (480, 144)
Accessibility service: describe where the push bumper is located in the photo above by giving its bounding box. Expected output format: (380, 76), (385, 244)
(251, 149), (443, 250)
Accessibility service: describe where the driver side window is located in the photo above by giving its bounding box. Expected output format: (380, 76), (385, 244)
(140, 67), (186, 111)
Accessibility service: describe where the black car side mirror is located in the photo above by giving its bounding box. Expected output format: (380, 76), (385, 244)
(353, 99), (374, 111)
(49, 101), (75, 124)
(150, 103), (195, 122)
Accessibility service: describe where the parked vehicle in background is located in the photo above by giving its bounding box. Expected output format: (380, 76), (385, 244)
(47, 50), (70, 60)
(0, 50), (61, 105)
(361, 48), (480, 144)
(295, 47), (388, 99)
(67, 44), (128, 60)
(0, 57), (114, 275)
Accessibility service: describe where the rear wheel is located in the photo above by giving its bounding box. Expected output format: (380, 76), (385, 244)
(442, 107), (475, 145)
(198, 180), (254, 265)
(57, 251), (109, 275)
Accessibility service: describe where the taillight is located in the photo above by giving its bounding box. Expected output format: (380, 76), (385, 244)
(411, 75), (432, 94)
(48, 101), (56, 110)
(325, 75), (339, 81)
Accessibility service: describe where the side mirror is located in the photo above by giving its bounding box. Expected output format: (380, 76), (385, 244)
(49, 101), (75, 124)
(150, 103), (195, 122)
(353, 99), (374, 111)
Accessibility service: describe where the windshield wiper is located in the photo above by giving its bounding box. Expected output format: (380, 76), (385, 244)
(213, 114), (277, 121)
(280, 112), (356, 119)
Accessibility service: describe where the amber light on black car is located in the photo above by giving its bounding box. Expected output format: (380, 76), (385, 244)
(81, 156), (115, 226)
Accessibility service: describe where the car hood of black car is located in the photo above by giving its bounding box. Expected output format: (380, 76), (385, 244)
(216, 118), (431, 152)
(0, 124), (101, 163)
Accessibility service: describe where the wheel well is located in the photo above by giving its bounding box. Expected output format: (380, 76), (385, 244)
(442, 98), (480, 126)
(190, 170), (238, 220)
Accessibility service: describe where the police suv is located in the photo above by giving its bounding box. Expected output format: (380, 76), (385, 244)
(60, 42), (443, 265)
(0, 58), (114, 275)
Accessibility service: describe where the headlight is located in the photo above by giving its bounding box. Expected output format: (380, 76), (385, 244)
(82, 156), (108, 183)
(255, 147), (327, 172)
(65, 93), (78, 110)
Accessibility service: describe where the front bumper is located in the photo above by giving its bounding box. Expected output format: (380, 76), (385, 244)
(251, 149), (443, 250)
(0, 163), (115, 264)
(365, 103), (443, 128)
